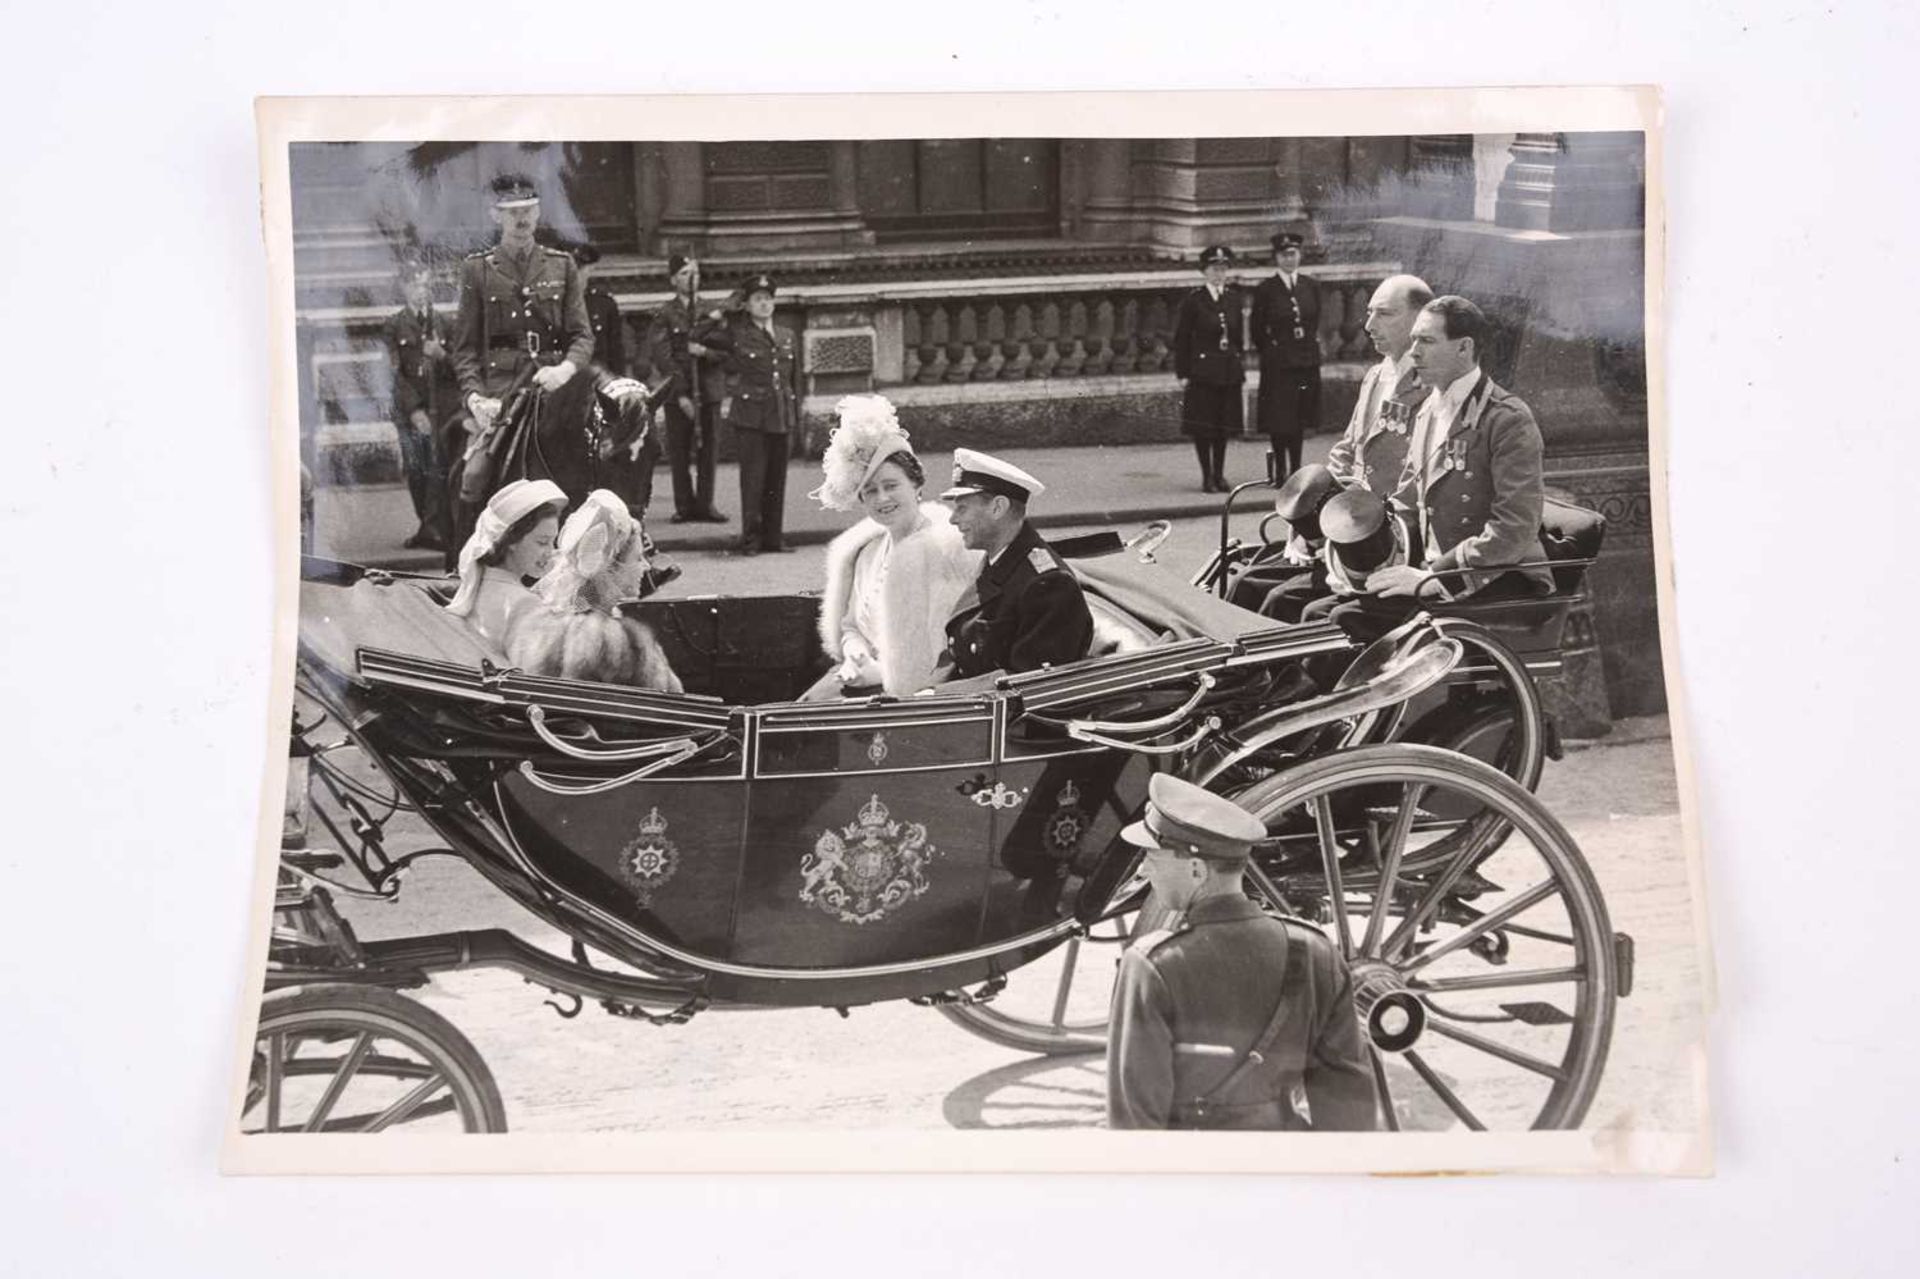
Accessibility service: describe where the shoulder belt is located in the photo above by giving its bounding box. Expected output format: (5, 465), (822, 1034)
(1191, 921), (1312, 1109)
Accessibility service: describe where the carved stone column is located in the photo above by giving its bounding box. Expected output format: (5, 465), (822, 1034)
(1496, 132), (1644, 232)
(1073, 138), (1137, 242)
(651, 142), (709, 255)
(1135, 138), (1289, 254)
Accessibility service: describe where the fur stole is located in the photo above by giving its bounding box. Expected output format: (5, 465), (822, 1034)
(817, 503), (981, 696)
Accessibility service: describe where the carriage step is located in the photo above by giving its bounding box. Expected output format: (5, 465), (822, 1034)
(1614, 932), (1635, 998)
(1500, 1001), (1574, 1027)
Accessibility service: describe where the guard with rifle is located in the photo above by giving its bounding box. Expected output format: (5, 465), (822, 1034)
(645, 253), (729, 524)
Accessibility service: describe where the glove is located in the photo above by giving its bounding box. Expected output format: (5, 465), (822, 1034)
(531, 361), (576, 393)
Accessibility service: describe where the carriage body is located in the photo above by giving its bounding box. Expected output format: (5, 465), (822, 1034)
(260, 533), (1627, 1135)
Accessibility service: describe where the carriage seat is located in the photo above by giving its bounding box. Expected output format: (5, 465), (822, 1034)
(1086, 595), (1164, 657)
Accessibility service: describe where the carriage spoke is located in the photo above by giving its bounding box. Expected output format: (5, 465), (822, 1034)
(264, 1032), (285, 1134)
(1379, 814), (1496, 959)
(363, 1073), (452, 1133)
(1312, 796), (1354, 959)
(1405, 1049), (1485, 1131)
(1401, 880), (1560, 976)
(1425, 1020), (1567, 1081)
(1050, 937), (1083, 1029)
(1368, 1047), (1400, 1132)
(1360, 783), (1424, 958)
(300, 1032), (374, 1133)
(1411, 966), (1585, 994)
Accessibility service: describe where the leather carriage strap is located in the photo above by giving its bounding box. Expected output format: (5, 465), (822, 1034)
(1192, 923), (1311, 1111)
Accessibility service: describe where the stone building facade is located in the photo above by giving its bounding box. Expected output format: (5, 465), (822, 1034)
(291, 132), (1656, 719)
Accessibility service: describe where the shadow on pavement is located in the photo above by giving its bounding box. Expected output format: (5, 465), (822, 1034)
(942, 1052), (1109, 1130)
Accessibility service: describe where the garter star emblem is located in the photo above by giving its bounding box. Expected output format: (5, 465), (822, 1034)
(1043, 778), (1092, 856)
(799, 793), (940, 926)
(617, 806), (681, 906)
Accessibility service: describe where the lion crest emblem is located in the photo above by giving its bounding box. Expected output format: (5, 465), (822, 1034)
(799, 793), (940, 926)
(617, 806), (681, 906)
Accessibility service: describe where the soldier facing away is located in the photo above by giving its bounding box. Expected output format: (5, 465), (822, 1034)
(1107, 774), (1379, 1131)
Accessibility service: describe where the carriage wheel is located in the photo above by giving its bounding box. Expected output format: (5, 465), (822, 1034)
(942, 746), (1616, 1131)
(1401, 619), (1547, 797)
(241, 984), (507, 1134)
(935, 880), (1145, 1056)
(1234, 744), (1615, 1130)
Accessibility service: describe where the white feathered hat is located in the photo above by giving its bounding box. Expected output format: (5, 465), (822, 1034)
(808, 394), (916, 512)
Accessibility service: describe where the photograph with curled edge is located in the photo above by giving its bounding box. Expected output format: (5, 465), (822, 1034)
(231, 89), (1708, 1174)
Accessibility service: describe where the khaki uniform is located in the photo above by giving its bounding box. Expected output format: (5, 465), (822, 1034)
(1107, 897), (1378, 1130)
(451, 242), (595, 402)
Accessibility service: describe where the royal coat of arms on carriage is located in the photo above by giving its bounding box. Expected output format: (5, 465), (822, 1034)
(799, 793), (941, 926)
(617, 806), (681, 906)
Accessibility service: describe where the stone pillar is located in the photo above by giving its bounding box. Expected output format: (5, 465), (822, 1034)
(651, 142), (709, 255)
(1073, 138), (1137, 242)
(1496, 132), (1644, 233)
(632, 142), (667, 253)
(1135, 138), (1288, 255)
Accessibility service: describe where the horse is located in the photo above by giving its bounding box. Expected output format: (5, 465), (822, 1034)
(445, 363), (663, 570)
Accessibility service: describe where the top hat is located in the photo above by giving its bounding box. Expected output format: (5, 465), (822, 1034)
(1272, 463), (1340, 540)
(1321, 488), (1399, 575)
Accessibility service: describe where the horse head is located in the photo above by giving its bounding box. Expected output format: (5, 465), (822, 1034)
(592, 373), (658, 462)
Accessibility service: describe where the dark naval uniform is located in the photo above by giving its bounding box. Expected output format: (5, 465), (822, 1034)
(1108, 897), (1378, 1130)
(451, 241), (596, 405)
(1250, 268), (1323, 477)
(945, 521), (1093, 678)
(719, 285), (798, 553)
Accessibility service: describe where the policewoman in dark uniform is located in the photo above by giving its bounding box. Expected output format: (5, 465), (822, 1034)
(1107, 774), (1378, 1131)
(941, 450), (1093, 679)
(1171, 245), (1246, 493)
(717, 274), (798, 555)
(1250, 230), (1323, 479)
(450, 175), (596, 525)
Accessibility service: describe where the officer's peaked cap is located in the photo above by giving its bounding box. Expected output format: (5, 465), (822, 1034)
(941, 448), (1044, 503)
(743, 273), (777, 299)
(1271, 230), (1305, 251)
(490, 174), (540, 208)
(1199, 245), (1235, 267)
(1120, 774), (1266, 863)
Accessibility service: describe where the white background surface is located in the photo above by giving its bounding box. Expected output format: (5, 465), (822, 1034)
(2, 1), (1913, 1274)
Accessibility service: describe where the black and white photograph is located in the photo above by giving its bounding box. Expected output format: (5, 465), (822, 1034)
(229, 90), (1703, 1174)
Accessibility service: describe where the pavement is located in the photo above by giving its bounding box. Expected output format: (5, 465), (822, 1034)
(309, 433), (1338, 571)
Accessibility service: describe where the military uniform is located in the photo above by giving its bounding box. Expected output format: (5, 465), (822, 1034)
(646, 289), (729, 521)
(1106, 773), (1378, 1131)
(720, 280), (799, 553)
(450, 241), (595, 405)
(1326, 354), (1423, 496)
(944, 521), (1093, 678)
(1390, 370), (1554, 597)
(385, 299), (459, 545)
(1109, 899), (1377, 1130)
(1250, 260), (1323, 477)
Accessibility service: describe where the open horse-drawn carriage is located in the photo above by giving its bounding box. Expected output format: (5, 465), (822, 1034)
(250, 480), (1629, 1136)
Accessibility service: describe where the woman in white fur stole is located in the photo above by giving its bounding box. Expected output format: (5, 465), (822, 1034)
(802, 396), (981, 700)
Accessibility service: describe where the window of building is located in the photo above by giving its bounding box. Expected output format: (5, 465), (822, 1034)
(856, 139), (1059, 240)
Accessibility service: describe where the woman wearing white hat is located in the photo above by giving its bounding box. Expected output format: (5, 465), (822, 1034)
(802, 395), (981, 700)
(443, 477), (568, 647)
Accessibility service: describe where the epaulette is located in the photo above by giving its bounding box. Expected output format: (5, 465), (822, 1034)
(1028, 546), (1062, 576)
(1130, 927), (1182, 957)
